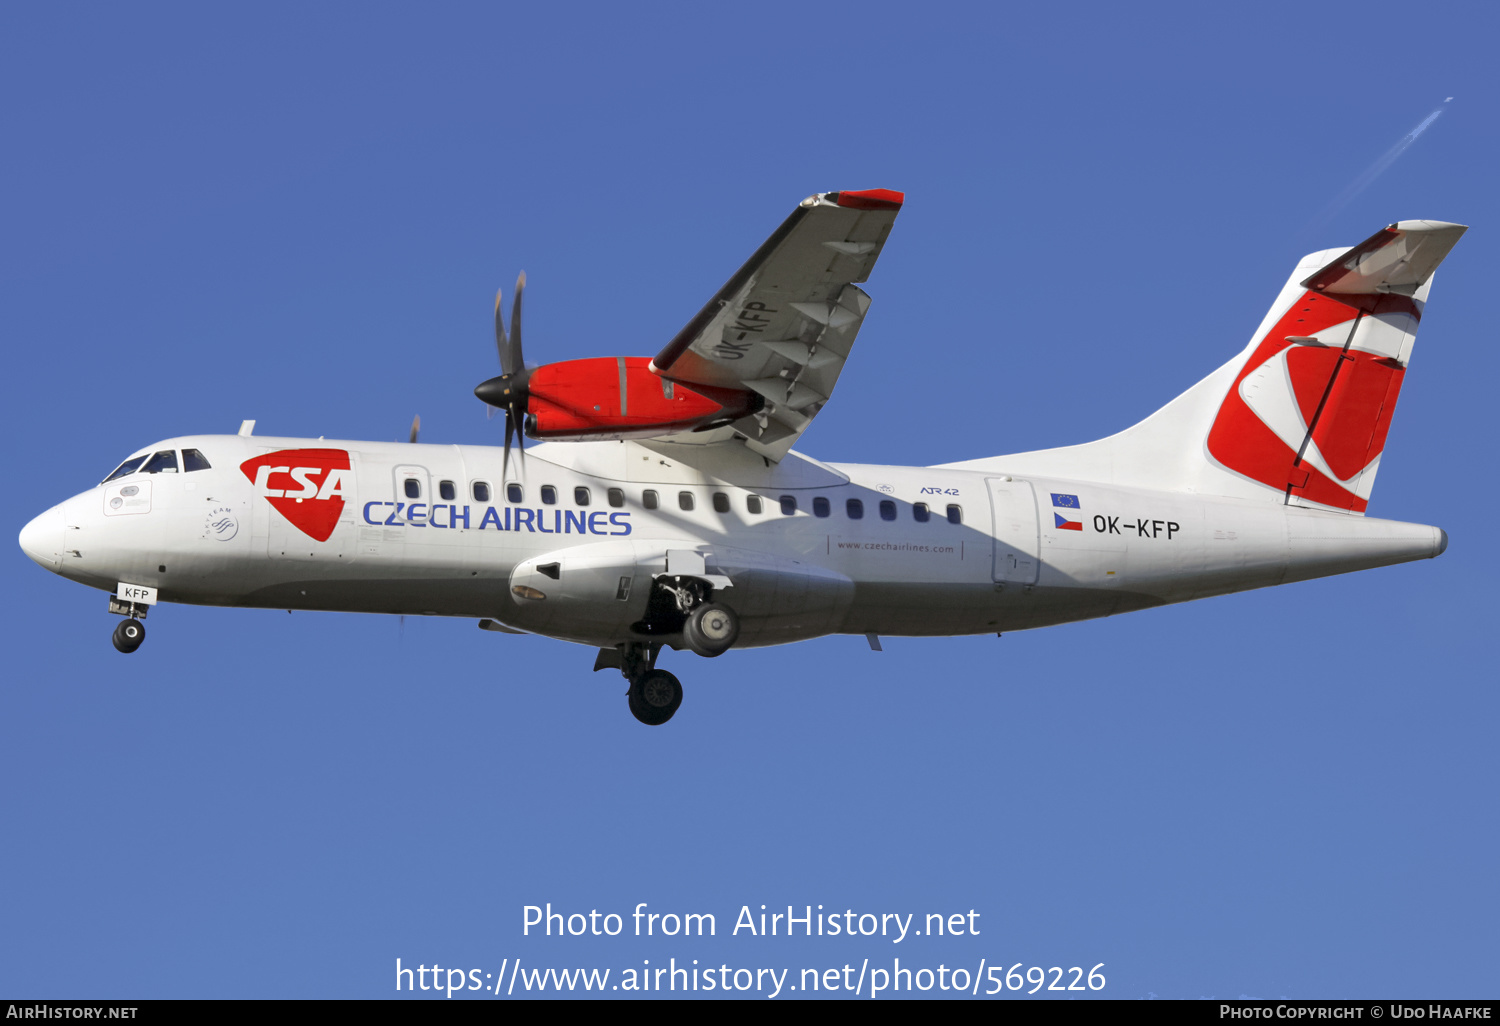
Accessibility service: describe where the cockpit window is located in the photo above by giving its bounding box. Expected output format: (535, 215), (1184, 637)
(142, 450), (179, 474)
(182, 449), (212, 472)
(103, 455), (149, 483)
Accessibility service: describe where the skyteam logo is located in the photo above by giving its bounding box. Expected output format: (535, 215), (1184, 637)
(239, 449), (352, 542)
(203, 505), (239, 541)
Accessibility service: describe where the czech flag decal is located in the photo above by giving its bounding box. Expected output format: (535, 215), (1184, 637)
(1051, 493), (1083, 530)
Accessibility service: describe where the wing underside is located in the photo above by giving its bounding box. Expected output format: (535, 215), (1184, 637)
(649, 189), (902, 461)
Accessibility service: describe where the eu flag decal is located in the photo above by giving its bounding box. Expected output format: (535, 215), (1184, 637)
(1054, 512), (1083, 531)
(1051, 493), (1080, 508)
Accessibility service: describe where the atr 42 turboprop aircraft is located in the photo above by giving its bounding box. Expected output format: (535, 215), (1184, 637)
(18, 190), (1465, 725)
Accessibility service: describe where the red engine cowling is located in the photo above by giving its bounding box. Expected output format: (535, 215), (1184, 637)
(526, 357), (759, 440)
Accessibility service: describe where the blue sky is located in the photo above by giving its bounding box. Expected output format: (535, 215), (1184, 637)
(4, 1), (1496, 999)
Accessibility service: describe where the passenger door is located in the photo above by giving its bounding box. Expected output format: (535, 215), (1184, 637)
(987, 478), (1040, 585)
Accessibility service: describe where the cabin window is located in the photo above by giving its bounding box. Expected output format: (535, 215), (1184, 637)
(846, 498), (864, 520)
(713, 492), (731, 514)
(643, 489), (659, 510)
(746, 495), (762, 515)
(575, 487), (591, 506)
(879, 500), (897, 521)
(142, 451), (179, 474)
(678, 491), (695, 511)
(812, 496), (830, 518)
(439, 480), (456, 501)
(506, 483), (523, 503)
(946, 504), (963, 524)
(404, 478), (421, 499)
(913, 502), (930, 523)
(607, 487), (624, 508)
(541, 485), (557, 505)
(472, 482), (491, 502)
(779, 495), (797, 516)
(103, 455), (149, 483)
(182, 449), (212, 472)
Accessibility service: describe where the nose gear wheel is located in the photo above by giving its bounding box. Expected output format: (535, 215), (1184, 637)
(112, 618), (145, 654)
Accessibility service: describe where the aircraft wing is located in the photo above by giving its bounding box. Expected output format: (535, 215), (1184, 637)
(648, 189), (902, 461)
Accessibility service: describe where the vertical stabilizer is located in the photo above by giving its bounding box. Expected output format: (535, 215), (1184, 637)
(943, 221), (1466, 513)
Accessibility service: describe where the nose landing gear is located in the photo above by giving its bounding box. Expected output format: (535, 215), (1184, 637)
(108, 592), (152, 654)
(112, 618), (145, 654)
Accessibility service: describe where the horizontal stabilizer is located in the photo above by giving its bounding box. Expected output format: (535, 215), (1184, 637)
(1302, 220), (1467, 308)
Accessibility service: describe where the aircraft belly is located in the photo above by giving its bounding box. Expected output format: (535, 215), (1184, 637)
(841, 582), (1163, 636)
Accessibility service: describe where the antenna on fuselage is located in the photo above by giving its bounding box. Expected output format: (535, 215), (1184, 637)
(408, 415), (420, 444)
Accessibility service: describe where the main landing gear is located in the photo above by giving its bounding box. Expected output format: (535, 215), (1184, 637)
(629, 668), (683, 727)
(683, 602), (739, 658)
(641, 577), (740, 659)
(607, 580), (742, 725)
(617, 643), (680, 726)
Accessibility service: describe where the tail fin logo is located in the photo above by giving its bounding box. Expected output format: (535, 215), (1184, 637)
(239, 449), (353, 541)
(1206, 292), (1414, 513)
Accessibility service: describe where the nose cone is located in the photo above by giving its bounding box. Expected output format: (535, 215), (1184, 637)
(19, 506), (64, 571)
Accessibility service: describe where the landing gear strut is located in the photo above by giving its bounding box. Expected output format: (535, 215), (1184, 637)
(112, 618), (145, 654)
(612, 578), (742, 725)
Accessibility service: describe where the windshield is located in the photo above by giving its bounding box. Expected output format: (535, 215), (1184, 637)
(141, 450), (178, 474)
(102, 455), (149, 483)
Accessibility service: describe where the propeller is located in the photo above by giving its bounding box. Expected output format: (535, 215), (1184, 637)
(474, 272), (531, 480)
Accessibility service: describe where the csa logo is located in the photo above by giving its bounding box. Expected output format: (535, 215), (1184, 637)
(1206, 290), (1410, 513)
(204, 505), (239, 541)
(239, 449), (352, 542)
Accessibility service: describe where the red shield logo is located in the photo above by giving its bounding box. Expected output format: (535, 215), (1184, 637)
(239, 449), (352, 542)
(1205, 290), (1413, 513)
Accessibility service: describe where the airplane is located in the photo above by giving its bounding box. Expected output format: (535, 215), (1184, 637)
(17, 190), (1465, 725)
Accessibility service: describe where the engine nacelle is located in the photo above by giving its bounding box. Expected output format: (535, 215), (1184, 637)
(526, 357), (758, 440)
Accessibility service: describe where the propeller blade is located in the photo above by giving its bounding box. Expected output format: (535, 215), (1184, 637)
(513, 403), (526, 473)
(483, 273), (532, 476)
(502, 413), (514, 482)
(508, 271), (525, 373)
(493, 287), (508, 371)
(409, 414), (420, 444)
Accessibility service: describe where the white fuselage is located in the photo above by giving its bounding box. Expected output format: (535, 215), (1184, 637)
(20, 433), (1446, 651)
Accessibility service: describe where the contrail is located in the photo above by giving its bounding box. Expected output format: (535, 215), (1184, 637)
(1305, 98), (1452, 237)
